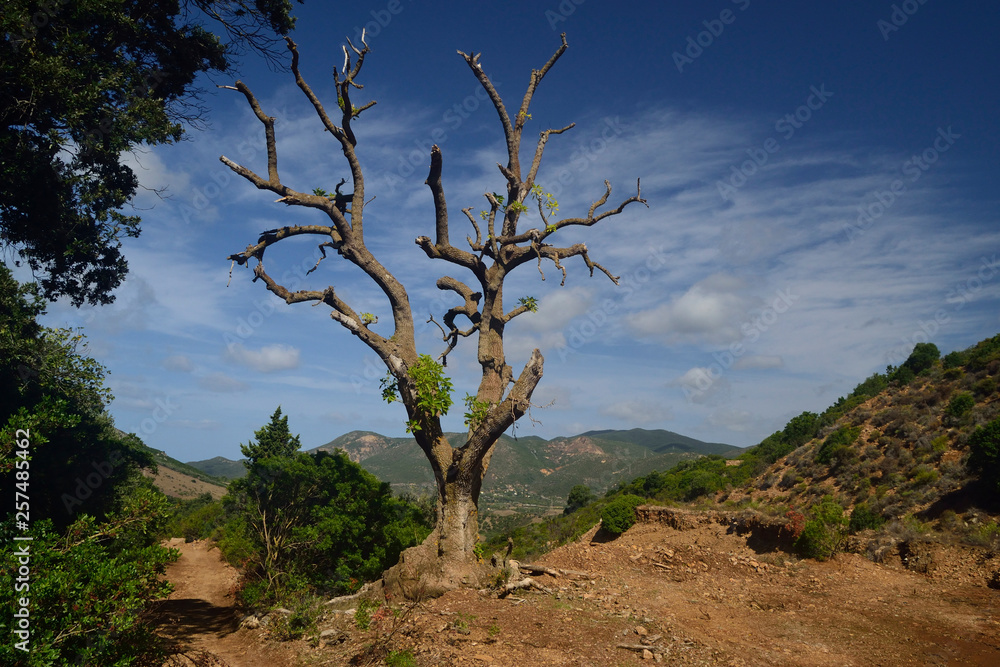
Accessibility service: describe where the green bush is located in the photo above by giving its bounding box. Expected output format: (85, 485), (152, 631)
(848, 502), (884, 533)
(794, 496), (847, 560)
(163, 492), (225, 541)
(223, 444), (432, 602)
(967, 417), (1000, 491)
(564, 484), (597, 515)
(0, 485), (177, 666)
(945, 392), (975, 422)
(815, 426), (861, 465)
(600, 494), (645, 535)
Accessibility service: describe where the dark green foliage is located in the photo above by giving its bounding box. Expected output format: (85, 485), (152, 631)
(967, 417), (1000, 491)
(0, 266), (175, 664)
(564, 484), (597, 514)
(0, 0), (298, 304)
(163, 492), (226, 542)
(848, 502), (885, 533)
(223, 444), (432, 599)
(902, 342), (940, 375)
(945, 392), (975, 422)
(1, 265), (153, 529)
(890, 365), (915, 386)
(794, 496), (847, 560)
(850, 372), (890, 400)
(782, 411), (821, 447)
(0, 484), (177, 666)
(964, 334), (1000, 371)
(815, 426), (861, 466)
(240, 406), (302, 465)
(943, 350), (968, 369)
(601, 494), (644, 535)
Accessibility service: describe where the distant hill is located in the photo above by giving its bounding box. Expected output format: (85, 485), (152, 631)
(138, 444), (230, 499)
(310, 428), (740, 510)
(186, 456), (247, 481)
(178, 427), (739, 510)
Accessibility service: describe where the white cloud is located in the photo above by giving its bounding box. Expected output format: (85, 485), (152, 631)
(628, 274), (757, 344)
(602, 400), (673, 424)
(163, 355), (194, 372)
(733, 355), (784, 371)
(225, 343), (301, 372)
(198, 373), (249, 393)
(671, 366), (731, 405)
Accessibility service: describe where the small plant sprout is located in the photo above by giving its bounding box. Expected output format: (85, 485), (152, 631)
(360, 312), (377, 325)
(463, 394), (491, 429)
(530, 184), (560, 225)
(517, 296), (539, 313)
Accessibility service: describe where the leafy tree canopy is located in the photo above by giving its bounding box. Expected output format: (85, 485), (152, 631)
(564, 484), (597, 515)
(1, 264), (152, 528)
(0, 0), (300, 304)
(240, 405), (301, 465)
(223, 449), (432, 598)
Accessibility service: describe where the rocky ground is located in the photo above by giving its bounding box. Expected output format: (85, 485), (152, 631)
(156, 513), (1000, 666)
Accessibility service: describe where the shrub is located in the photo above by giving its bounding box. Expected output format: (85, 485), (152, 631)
(849, 502), (885, 533)
(967, 417), (1000, 490)
(943, 350), (968, 369)
(945, 392), (975, 423)
(564, 484), (597, 515)
(815, 426), (861, 465)
(973, 377), (997, 398)
(600, 494), (645, 535)
(794, 496), (847, 560)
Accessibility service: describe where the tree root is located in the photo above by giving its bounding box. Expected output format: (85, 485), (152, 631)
(498, 577), (552, 597)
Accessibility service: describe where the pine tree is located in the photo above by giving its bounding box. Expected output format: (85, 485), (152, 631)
(240, 406), (302, 465)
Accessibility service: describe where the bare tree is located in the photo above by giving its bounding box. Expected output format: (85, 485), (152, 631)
(222, 33), (646, 597)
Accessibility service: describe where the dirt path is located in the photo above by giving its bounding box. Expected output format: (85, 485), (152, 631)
(155, 538), (298, 667)
(151, 525), (1000, 665)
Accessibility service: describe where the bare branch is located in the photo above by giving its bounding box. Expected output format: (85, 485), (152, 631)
(432, 276), (482, 363)
(502, 179), (647, 247)
(458, 49), (515, 173)
(525, 123), (575, 190)
(218, 81), (280, 185)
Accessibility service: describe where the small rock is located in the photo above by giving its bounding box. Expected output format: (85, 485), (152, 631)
(642, 648), (654, 660)
(635, 625), (648, 636)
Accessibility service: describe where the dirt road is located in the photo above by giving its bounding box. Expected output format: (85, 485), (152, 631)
(155, 538), (298, 667)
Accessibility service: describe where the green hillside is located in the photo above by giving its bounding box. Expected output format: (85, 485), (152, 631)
(140, 444), (230, 487)
(186, 456), (247, 481)
(310, 428), (739, 512)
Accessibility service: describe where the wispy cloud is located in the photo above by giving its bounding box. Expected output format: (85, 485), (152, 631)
(225, 343), (301, 373)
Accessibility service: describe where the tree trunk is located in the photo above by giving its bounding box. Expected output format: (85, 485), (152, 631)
(376, 428), (497, 600)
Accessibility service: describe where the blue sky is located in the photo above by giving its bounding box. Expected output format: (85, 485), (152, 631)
(32, 0), (1000, 462)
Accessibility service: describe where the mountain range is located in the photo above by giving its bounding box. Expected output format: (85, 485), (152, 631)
(186, 428), (740, 511)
